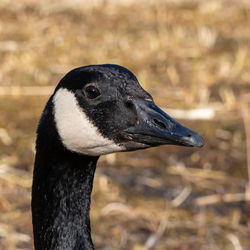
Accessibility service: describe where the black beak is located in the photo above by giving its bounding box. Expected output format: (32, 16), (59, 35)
(123, 99), (204, 147)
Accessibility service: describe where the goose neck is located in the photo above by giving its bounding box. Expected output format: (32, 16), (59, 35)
(32, 150), (98, 250)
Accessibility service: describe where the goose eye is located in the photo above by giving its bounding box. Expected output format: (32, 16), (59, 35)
(84, 85), (101, 99)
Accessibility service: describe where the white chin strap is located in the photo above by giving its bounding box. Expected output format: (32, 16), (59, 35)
(53, 88), (124, 156)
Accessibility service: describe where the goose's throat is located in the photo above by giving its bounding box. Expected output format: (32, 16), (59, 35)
(32, 151), (98, 250)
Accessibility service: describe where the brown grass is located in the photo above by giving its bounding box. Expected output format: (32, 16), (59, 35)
(0, 0), (250, 249)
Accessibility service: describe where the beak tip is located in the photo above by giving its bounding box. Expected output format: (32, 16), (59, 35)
(189, 133), (204, 147)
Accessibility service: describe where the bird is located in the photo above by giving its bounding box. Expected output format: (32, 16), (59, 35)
(32, 64), (204, 250)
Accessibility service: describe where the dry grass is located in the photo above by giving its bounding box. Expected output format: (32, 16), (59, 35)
(0, 0), (250, 249)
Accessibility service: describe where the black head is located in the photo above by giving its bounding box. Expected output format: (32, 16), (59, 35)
(44, 64), (203, 156)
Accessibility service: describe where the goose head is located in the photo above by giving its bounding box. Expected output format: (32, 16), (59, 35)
(51, 64), (203, 156)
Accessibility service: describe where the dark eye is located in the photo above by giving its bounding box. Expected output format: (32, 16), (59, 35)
(84, 85), (101, 99)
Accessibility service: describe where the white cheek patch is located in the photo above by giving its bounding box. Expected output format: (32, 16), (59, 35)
(53, 88), (124, 156)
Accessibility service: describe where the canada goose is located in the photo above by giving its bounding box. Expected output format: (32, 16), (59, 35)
(32, 64), (203, 250)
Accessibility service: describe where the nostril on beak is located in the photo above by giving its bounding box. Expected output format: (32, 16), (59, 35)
(153, 119), (166, 129)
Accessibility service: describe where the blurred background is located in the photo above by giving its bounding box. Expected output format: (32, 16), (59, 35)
(0, 0), (250, 249)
